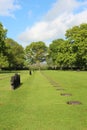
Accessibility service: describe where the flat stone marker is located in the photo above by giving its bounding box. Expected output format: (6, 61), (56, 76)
(56, 88), (65, 91)
(61, 93), (72, 96)
(67, 101), (82, 105)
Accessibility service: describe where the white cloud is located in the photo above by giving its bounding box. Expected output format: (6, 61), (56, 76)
(0, 0), (21, 17)
(45, 0), (79, 21)
(18, 0), (87, 46)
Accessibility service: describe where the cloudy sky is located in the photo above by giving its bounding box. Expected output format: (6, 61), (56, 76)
(0, 0), (87, 47)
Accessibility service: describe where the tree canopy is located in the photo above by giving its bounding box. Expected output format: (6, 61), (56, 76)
(0, 22), (7, 54)
(5, 38), (25, 69)
(25, 41), (47, 68)
(65, 23), (87, 69)
(0, 22), (8, 69)
(48, 23), (87, 70)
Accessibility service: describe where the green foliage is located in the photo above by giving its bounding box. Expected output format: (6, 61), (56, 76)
(0, 22), (25, 70)
(65, 23), (87, 69)
(0, 22), (8, 69)
(0, 22), (7, 54)
(5, 38), (25, 69)
(25, 41), (47, 67)
(48, 39), (65, 69)
(0, 53), (9, 69)
(48, 23), (87, 70)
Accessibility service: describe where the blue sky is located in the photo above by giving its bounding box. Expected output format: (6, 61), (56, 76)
(0, 0), (87, 47)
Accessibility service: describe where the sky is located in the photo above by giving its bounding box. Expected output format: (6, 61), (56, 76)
(0, 0), (87, 47)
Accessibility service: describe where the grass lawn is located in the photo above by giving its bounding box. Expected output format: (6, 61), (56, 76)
(0, 70), (87, 130)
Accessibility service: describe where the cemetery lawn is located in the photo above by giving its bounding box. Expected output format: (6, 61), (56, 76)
(0, 70), (87, 130)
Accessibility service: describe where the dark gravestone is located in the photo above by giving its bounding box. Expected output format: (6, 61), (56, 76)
(11, 76), (15, 89)
(15, 73), (20, 86)
(11, 73), (20, 89)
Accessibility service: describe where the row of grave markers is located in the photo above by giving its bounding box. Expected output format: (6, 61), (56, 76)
(41, 72), (82, 105)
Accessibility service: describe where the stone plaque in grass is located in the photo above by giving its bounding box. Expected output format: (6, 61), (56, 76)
(61, 93), (72, 96)
(67, 101), (82, 105)
(56, 88), (65, 91)
(53, 85), (58, 87)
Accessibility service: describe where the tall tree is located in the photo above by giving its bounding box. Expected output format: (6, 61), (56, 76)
(65, 23), (87, 69)
(48, 39), (65, 69)
(5, 38), (25, 69)
(0, 22), (8, 69)
(25, 41), (47, 68)
(0, 22), (7, 53)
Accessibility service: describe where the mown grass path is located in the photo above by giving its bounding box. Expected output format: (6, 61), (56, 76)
(0, 71), (87, 130)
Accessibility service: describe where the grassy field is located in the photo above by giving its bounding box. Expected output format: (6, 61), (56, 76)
(0, 70), (87, 130)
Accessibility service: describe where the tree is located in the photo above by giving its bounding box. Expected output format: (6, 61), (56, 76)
(65, 23), (87, 70)
(5, 38), (25, 69)
(0, 53), (8, 70)
(25, 41), (47, 68)
(48, 39), (65, 69)
(0, 22), (7, 54)
(0, 22), (8, 69)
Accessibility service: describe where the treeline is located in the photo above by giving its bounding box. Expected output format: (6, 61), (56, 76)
(0, 22), (87, 70)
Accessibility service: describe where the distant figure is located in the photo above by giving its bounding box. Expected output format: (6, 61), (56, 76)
(29, 70), (32, 75)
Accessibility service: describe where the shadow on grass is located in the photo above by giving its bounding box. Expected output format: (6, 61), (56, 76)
(0, 70), (21, 74)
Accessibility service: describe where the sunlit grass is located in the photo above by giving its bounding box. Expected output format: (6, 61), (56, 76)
(0, 70), (87, 130)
